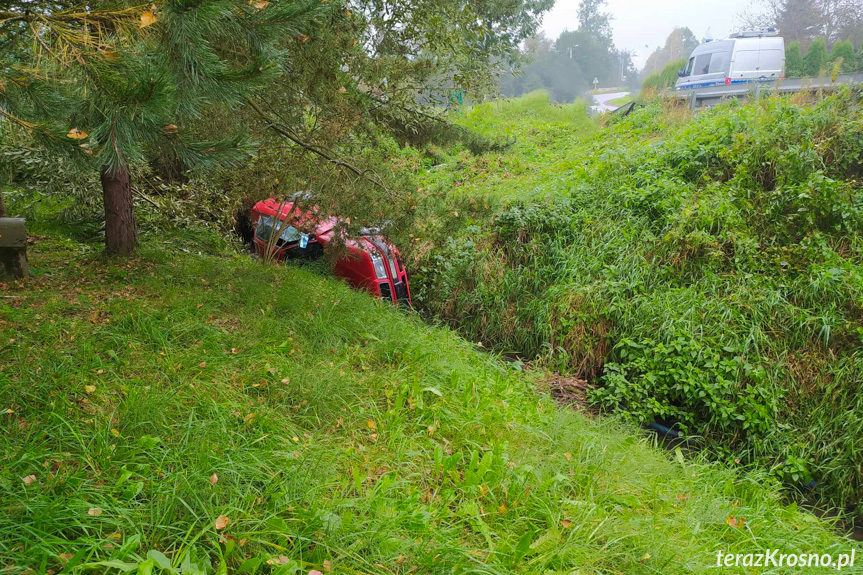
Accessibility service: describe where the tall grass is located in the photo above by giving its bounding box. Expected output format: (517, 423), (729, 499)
(0, 227), (858, 574)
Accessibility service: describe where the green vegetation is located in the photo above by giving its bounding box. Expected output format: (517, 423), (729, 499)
(2, 206), (861, 573)
(641, 59), (686, 92)
(606, 95), (633, 107)
(411, 90), (863, 522)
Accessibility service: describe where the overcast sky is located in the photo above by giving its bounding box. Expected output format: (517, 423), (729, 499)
(540, 0), (755, 69)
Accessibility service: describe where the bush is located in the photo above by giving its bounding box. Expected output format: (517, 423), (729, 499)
(785, 41), (803, 77)
(641, 59), (686, 92)
(829, 38), (857, 74)
(803, 38), (828, 76)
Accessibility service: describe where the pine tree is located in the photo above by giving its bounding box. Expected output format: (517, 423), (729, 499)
(0, 1), (325, 255)
(785, 42), (804, 77)
(803, 37), (828, 76)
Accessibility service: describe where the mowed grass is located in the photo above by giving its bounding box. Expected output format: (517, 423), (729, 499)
(1, 228), (860, 575)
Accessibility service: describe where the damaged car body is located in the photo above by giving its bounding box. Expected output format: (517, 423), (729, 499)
(250, 197), (411, 307)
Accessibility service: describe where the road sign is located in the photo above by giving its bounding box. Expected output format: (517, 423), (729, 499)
(593, 77), (599, 89)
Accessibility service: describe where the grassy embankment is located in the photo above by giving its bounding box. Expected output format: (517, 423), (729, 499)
(409, 89), (863, 523)
(1, 210), (861, 573)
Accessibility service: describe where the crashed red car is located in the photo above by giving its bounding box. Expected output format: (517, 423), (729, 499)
(250, 197), (411, 306)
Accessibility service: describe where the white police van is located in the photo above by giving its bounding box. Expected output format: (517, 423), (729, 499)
(676, 29), (785, 90)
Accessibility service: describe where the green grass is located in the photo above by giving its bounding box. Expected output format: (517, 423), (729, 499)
(606, 95), (633, 107)
(1, 224), (860, 574)
(409, 90), (863, 523)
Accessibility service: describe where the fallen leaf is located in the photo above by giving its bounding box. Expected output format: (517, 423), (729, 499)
(199, 361), (207, 368)
(88, 507), (103, 516)
(59, 553), (74, 561)
(323, 560), (332, 571)
(297, 34), (309, 43)
(110, 429), (120, 437)
(163, 124), (178, 135)
(677, 493), (690, 502)
(266, 555), (290, 565)
(85, 385), (96, 395)
(366, 419), (377, 431)
(563, 452), (572, 461)
(67, 128), (88, 140)
(140, 10), (158, 27)
(725, 516), (745, 529)
(309, 570), (323, 575)
(639, 553), (651, 563)
(215, 515), (230, 530)
(281, 377), (290, 383)
(22, 474), (36, 486)
(560, 519), (572, 528)
(250, 0), (269, 9)
(209, 473), (218, 485)
(337, 86), (347, 93)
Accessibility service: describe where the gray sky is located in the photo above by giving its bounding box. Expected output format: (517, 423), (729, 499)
(540, 0), (755, 69)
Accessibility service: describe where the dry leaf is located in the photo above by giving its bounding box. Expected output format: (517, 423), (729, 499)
(22, 474), (37, 486)
(209, 473), (218, 485)
(639, 553), (651, 563)
(67, 128), (88, 140)
(163, 124), (178, 135)
(266, 555), (290, 565)
(725, 516), (745, 529)
(250, 0), (269, 9)
(110, 429), (120, 437)
(140, 10), (158, 28)
(215, 515), (230, 530)
(297, 34), (309, 43)
(84, 385), (96, 394)
(323, 560), (332, 571)
(88, 507), (103, 516)
(560, 519), (572, 528)
(59, 553), (74, 561)
(199, 361), (207, 368)
(366, 419), (377, 431)
(337, 86), (347, 93)
(563, 452), (572, 461)
(309, 570), (323, 575)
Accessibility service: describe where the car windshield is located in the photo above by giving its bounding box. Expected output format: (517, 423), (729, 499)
(256, 215), (301, 244)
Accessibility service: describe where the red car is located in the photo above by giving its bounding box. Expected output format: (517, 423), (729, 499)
(250, 197), (411, 306)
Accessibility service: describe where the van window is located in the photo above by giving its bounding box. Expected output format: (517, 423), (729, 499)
(734, 50), (760, 72)
(694, 53), (711, 75)
(708, 51), (731, 74)
(683, 57), (694, 76)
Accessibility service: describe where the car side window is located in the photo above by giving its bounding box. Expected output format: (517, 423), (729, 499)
(694, 53), (711, 75)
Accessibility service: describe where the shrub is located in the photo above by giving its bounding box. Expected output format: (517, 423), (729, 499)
(785, 41), (803, 77)
(803, 38), (828, 76)
(829, 38), (857, 74)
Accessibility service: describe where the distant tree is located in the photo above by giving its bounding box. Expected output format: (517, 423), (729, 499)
(642, 28), (699, 81)
(785, 42), (804, 76)
(577, 0), (613, 44)
(803, 37), (829, 75)
(828, 38), (856, 73)
(858, 44), (863, 72)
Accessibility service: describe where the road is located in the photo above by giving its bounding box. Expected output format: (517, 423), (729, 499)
(592, 91), (630, 113)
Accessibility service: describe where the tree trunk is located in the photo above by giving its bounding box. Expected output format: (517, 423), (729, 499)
(100, 164), (138, 256)
(0, 188), (8, 217)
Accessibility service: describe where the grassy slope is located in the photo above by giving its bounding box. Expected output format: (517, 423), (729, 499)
(409, 91), (863, 520)
(1, 225), (859, 574)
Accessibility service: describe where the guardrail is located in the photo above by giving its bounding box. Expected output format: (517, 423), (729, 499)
(674, 73), (863, 109)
